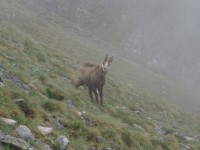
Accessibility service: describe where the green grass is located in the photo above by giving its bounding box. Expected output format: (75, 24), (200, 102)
(0, 1), (200, 149)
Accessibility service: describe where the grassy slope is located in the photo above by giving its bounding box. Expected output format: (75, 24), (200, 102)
(0, 1), (200, 149)
(1, 0), (199, 115)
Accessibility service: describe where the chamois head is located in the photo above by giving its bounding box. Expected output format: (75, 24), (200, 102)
(101, 55), (113, 73)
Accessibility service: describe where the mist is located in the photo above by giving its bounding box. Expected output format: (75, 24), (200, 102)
(24, 0), (200, 92)
(13, 0), (200, 107)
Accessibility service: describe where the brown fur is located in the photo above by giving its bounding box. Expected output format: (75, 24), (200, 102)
(76, 56), (113, 104)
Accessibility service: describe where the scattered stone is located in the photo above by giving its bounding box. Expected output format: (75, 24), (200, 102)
(179, 133), (195, 142)
(37, 126), (52, 135)
(0, 117), (17, 126)
(57, 135), (69, 150)
(95, 136), (105, 143)
(16, 125), (35, 141)
(180, 143), (191, 150)
(0, 77), (4, 87)
(134, 107), (145, 114)
(164, 129), (177, 135)
(0, 130), (33, 150)
(154, 126), (166, 135)
(65, 100), (74, 108)
(55, 118), (64, 129)
(194, 134), (200, 142)
(52, 115), (64, 129)
(78, 111), (90, 124)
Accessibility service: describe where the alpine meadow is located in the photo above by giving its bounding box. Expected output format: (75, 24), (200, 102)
(0, 0), (200, 150)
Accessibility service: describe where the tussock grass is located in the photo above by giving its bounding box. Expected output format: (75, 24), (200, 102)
(0, 3), (200, 149)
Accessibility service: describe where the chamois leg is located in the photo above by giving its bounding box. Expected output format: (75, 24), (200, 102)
(93, 89), (99, 104)
(98, 87), (103, 105)
(89, 88), (94, 102)
(76, 80), (83, 88)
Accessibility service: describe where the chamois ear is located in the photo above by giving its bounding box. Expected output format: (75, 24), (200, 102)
(108, 56), (113, 64)
(103, 54), (108, 63)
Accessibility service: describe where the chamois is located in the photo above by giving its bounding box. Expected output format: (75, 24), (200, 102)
(76, 55), (113, 105)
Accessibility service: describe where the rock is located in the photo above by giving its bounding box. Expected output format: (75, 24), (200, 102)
(37, 126), (52, 135)
(179, 133), (195, 142)
(154, 126), (165, 135)
(0, 77), (4, 87)
(164, 129), (177, 135)
(36, 141), (53, 150)
(95, 136), (105, 143)
(194, 134), (200, 142)
(134, 107), (145, 114)
(0, 117), (17, 126)
(57, 135), (69, 150)
(0, 130), (33, 150)
(65, 100), (73, 108)
(55, 118), (64, 129)
(52, 116), (64, 129)
(16, 125), (35, 141)
(78, 111), (90, 124)
(0, 82), (4, 87)
(180, 143), (191, 150)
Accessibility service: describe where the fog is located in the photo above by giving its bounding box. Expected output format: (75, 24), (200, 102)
(19, 0), (200, 95)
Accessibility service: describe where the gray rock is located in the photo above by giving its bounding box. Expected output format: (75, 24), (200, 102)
(194, 134), (200, 142)
(0, 130), (33, 150)
(55, 118), (64, 129)
(65, 100), (73, 108)
(0, 117), (17, 126)
(16, 125), (34, 141)
(95, 136), (105, 143)
(180, 143), (191, 150)
(78, 111), (90, 124)
(57, 135), (69, 150)
(37, 126), (52, 135)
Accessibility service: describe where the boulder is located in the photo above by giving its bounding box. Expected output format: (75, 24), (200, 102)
(57, 135), (69, 150)
(0, 130), (33, 150)
(16, 125), (35, 141)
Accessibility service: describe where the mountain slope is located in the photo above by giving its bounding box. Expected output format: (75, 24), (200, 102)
(1, 0), (200, 114)
(0, 1), (200, 149)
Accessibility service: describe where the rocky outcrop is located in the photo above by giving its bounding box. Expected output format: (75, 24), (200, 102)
(0, 65), (31, 91)
(0, 130), (33, 150)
